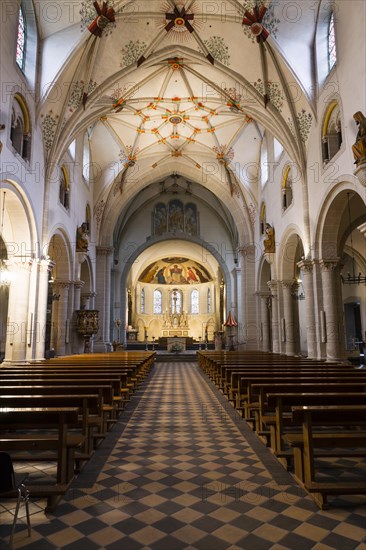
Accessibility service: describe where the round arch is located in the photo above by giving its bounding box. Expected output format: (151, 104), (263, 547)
(118, 236), (233, 346)
(315, 182), (366, 259)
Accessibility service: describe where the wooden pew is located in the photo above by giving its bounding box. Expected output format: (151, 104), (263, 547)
(236, 374), (366, 416)
(0, 394), (101, 455)
(264, 390), (366, 456)
(288, 405), (366, 509)
(249, 381), (366, 434)
(0, 407), (82, 511)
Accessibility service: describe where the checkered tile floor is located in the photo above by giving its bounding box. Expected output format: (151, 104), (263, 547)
(1, 362), (366, 549)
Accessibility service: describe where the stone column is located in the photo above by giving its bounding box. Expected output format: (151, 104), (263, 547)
(281, 280), (298, 355)
(51, 280), (70, 356)
(257, 292), (271, 352)
(34, 259), (55, 361)
(320, 259), (344, 361)
(297, 260), (317, 358)
(73, 280), (85, 311)
(267, 280), (280, 353)
(234, 266), (242, 347)
(4, 259), (33, 363)
(94, 246), (113, 351)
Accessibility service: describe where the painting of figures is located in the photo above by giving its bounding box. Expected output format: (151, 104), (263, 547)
(168, 200), (184, 233)
(185, 203), (198, 235)
(153, 203), (167, 235)
(138, 257), (212, 285)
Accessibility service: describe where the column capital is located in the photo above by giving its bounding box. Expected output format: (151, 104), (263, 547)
(38, 258), (55, 273)
(256, 291), (271, 299)
(267, 280), (278, 294)
(96, 246), (113, 257)
(281, 279), (296, 290)
(73, 279), (85, 290)
(297, 259), (313, 273)
(81, 291), (97, 300)
(320, 258), (341, 272)
(6, 258), (33, 273)
(52, 280), (71, 291)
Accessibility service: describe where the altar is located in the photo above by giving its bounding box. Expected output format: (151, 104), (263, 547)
(167, 337), (186, 352)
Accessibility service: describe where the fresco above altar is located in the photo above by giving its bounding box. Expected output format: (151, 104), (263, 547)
(138, 257), (212, 285)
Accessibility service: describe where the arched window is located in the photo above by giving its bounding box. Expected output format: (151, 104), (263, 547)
(260, 202), (266, 235)
(327, 12), (337, 71)
(10, 94), (31, 161)
(322, 101), (342, 163)
(85, 204), (91, 231)
(207, 288), (211, 313)
(141, 288), (145, 314)
(59, 166), (70, 210)
(16, 5), (26, 71)
(83, 131), (91, 182)
(282, 165), (293, 211)
(260, 136), (268, 187)
(171, 289), (182, 314)
(191, 290), (199, 314)
(153, 289), (162, 314)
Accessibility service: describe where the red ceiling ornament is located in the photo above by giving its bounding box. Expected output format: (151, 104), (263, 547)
(165, 5), (194, 33)
(88, 1), (116, 38)
(242, 3), (269, 43)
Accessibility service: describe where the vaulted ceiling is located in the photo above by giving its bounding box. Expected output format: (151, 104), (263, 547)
(37, 0), (321, 241)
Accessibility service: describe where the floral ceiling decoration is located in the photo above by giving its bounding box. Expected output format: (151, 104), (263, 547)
(68, 80), (98, 113)
(120, 40), (147, 68)
(253, 79), (284, 113)
(202, 36), (231, 66)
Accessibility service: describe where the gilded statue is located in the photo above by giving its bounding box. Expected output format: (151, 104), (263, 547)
(263, 223), (275, 253)
(352, 111), (366, 165)
(76, 222), (89, 252)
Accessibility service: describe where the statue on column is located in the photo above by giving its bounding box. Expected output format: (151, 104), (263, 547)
(352, 111), (366, 165)
(264, 223), (275, 253)
(76, 223), (89, 252)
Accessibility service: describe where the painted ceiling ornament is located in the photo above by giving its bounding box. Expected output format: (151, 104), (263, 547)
(164, 1), (195, 34)
(87, 1), (116, 37)
(242, 2), (269, 43)
(168, 57), (184, 70)
(213, 145), (235, 166)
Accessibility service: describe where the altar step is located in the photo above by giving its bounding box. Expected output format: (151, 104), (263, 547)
(125, 343), (215, 352)
(156, 352), (198, 362)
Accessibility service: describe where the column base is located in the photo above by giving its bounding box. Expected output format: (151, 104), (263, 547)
(93, 341), (113, 353)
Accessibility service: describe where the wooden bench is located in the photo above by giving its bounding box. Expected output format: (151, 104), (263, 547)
(250, 382), (366, 434)
(0, 394), (102, 455)
(264, 390), (366, 456)
(284, 405), (366, 509)
(0, 407), (82, 512)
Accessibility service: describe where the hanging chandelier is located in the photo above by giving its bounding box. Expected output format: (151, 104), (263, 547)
(340, 192), (366, 285)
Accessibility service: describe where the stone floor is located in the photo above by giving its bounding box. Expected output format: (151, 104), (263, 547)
(1, 361), (366, 549)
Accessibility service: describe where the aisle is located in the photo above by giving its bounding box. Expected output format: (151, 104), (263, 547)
(6, 362), (366, 549)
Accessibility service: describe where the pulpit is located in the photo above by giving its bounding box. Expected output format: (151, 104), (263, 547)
(76, 310), (99, 353)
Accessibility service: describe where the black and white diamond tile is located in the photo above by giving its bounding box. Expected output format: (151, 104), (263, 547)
(1, 361), (365, 549)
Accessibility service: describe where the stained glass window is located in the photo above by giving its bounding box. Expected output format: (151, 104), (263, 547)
(207, 289), (211, 313)
(191, 290), (199, 314)
(328, 12), (337, 71)
(171, 289), (182, 314)
(16, 6), (26, 70)
(141, 288), (145, 313)
(153, 289), (162, 314)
